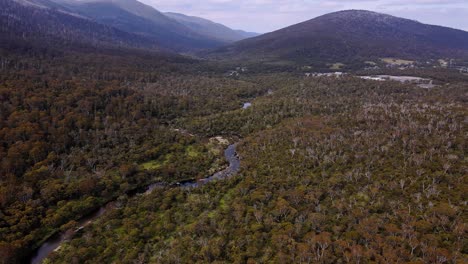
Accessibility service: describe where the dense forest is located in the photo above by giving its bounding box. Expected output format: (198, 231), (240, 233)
(0, 46), (270, 262)
(45, 75), (467, 264)
(0, 14), (467, 264)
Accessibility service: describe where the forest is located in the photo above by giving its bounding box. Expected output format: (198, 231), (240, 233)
(0, 31), (467, 264)
(47, 74), (467, 263)
(0, 46), (265, 262)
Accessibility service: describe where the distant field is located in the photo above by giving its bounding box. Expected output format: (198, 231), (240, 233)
(381, 58), (414, 65)
(329, 62), (345, 70)
(263, 60), (296, 66)
(438, 59), (448, 67)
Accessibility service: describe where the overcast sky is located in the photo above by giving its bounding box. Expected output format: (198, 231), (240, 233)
(140, 0), (468, 33)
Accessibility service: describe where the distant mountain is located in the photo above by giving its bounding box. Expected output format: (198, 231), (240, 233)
(234, 30), (260, 39)
(207, 10), (468, 63)
(164, 12), (259, 42)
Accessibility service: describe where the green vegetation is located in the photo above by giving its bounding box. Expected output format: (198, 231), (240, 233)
(0, 47), (265, 262)
(141, 160), (164, 171)
(46, 74), (467, 263)
(141, 145), (203, 171)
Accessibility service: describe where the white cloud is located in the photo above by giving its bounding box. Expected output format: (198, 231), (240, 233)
(141, 0), (468, 33)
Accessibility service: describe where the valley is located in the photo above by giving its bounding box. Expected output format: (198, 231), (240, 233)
(0, 1), (467, 263)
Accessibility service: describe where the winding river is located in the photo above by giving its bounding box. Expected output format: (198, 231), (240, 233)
(30, 144), (240, 264)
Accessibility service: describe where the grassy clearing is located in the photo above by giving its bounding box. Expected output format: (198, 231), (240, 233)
(329, 62), (345, 70)
(141, 160), (163, 170)
(140, 145), (204, 171)
(140, 153), (172, 171)
(438, 59), (448, 67)
(264, 60), (295, 66)
(381, 58), (414, 65)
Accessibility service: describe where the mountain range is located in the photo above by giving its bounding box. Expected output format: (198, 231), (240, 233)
(2, 1), (468, 63)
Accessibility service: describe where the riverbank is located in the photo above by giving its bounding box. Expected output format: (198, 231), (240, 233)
(29, 143), (241, 264)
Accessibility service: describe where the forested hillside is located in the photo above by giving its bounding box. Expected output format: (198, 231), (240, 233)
(0, 0), (161, 52)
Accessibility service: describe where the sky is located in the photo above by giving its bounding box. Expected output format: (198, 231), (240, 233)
(140, 0), (468, 33)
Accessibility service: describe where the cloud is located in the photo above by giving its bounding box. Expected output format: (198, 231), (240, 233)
(141, 0), (468, 33)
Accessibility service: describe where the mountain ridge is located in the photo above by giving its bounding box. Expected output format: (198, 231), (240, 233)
(206, 10), (468, 63)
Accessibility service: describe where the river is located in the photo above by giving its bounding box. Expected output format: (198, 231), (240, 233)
(30, 144), (240, 264)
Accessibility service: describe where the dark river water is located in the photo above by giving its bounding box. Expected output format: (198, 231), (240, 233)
(30, 144), (240, 264)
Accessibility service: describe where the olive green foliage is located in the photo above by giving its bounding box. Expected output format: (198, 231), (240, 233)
(0, 50), (263, 262)
(49, 75), (467, 263)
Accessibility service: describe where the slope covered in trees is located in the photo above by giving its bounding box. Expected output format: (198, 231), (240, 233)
(0, 0), (162, 53)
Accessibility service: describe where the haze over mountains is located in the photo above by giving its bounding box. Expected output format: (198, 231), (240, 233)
(164, 12), (259, 42)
